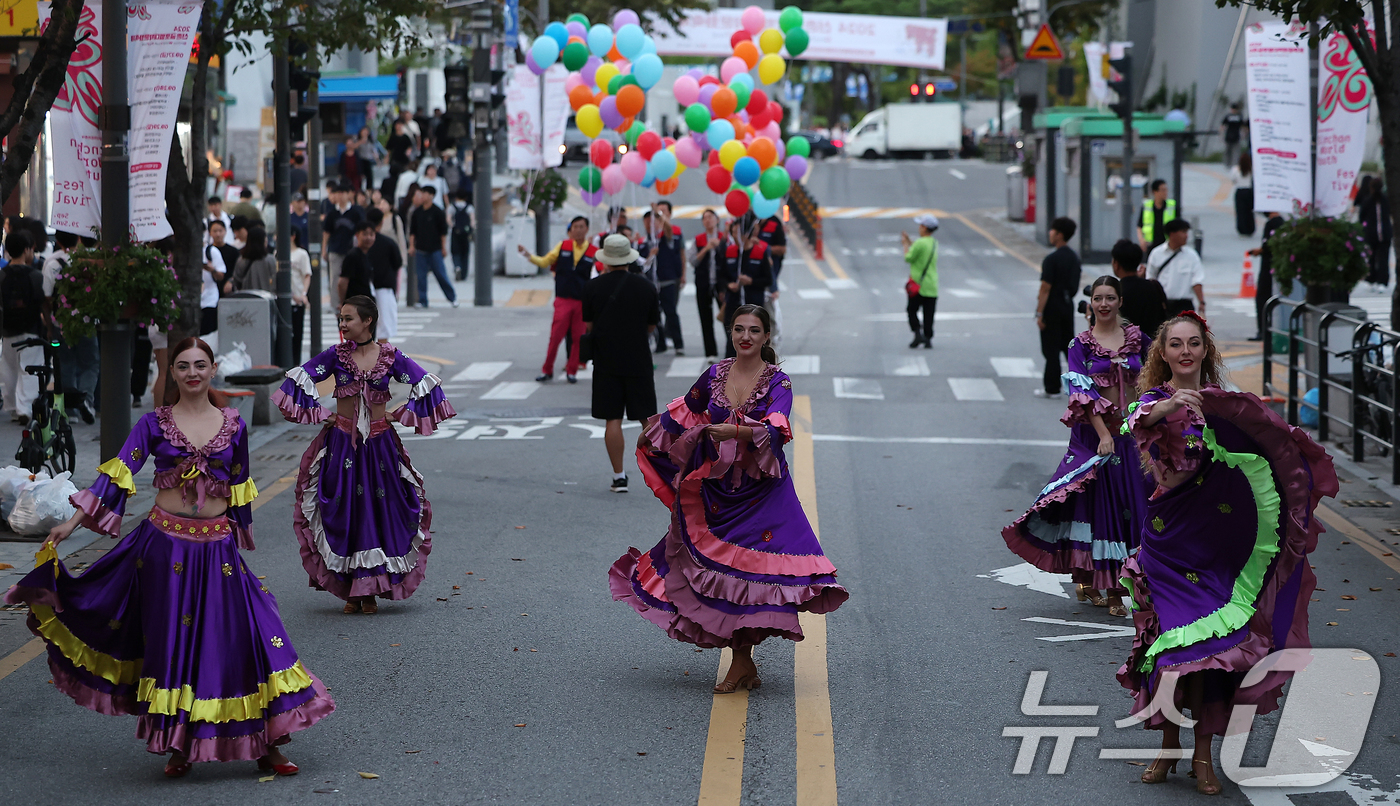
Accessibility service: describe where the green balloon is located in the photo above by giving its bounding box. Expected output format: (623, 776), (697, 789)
(562, 41), (590, 71)
(729, 82), (750, 112)
(624, 121), (645, 146)
(759, 166), (791, 200)
(566, 13), (589, 26)
(578, 165), (602, 192)
(779, 6), (803, 32)
(619, 75), (640, 89)
(784, 27), (809, 57)
(786, 135), (811, 159)
(607, 74), (625, 94)
(684, 104), (712, 133)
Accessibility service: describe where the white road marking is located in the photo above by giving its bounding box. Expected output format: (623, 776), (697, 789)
(966, 278), (998, 291)
(1238, 772), (1400, 805)
(948, 377), (1004, 401)
(1023, 617), (1134, 642)
(782, 355), (820, 375)
(812, 435), (1063, 446)
(874, 207), (921, 218)
(864, 311), (1029, 322)
(493, 330), (540, 337)
(398, 332), (457, 339)
(567, 421), (642, 438)
(797, 288), (835, 300)
(832, 377), (884, 400)
(976, 563), (1070, 598)
(450, 361), (512, 382)
(949, 168), (967, 179)
(990, 357), (1039, 378)
(681, 283), (697, 297)
(480, 381), (539, 400)
(824, 277), (859, 290)
(945, 288), (983, 298)
(882, 356), (930, 377)
(668, 357), (709, 378)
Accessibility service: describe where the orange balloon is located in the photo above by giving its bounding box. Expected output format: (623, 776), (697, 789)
(733, 41), (760, 69)
(711, 87), (737, 119)
(608, 43), (623, 62)
(616, 115), (634, 132)
(747, 136), (777, 170)
(656, 177), (680, 195)
(569, 85), (594, 111)
(730, 118), (751, 139)
(594, 89), (608, 105)
(567, 35), (586, 45)
(616, 84), (645, 117)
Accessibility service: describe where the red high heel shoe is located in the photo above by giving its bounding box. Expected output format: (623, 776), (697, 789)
(257, 756), (299, 776)
(164, 758), (192, 778)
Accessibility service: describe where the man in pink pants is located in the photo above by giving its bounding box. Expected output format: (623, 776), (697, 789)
(518, 216), (596, 384)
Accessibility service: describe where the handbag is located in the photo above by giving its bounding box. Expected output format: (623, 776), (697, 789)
(579, 274), (628, 364)
(905, 241), (936, 297)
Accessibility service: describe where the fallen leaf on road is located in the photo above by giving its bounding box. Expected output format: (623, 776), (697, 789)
(313, 789), (340, 793)
(637, 752), (647, 756)
(436, 597), (448, 601)
(356, 772), (380, 779)
(695, 648), (703, 653)
(514, 526), (526, 529)
(1327, 622), (1339, 626)
(466, 572), (473, 575)
(1342, 595), (1356, 600)
(521, 613), (529, 616)
(1385, 653), (1396, 657)
(513, 647), (519, 651)
(1127, 761), (1146, 767)
(390, 643), (401, 647)
(0, 562), (13, 570)
(1337, 608), (1350, 611)
(511, 558), (525, 561)
(257, 575), (266, 580)
(259, 775), (277, 782)
(452, 585), (461, 590)
(529, 649), (537, 652)
(1344, 579), (1350, 583)
(1341, 541), (1351, 545)
(1317, 588), (1327, 591)
(514, 724), (526, 728)
(1371, 587), (1383, 591)
(405, 750), (422, 754)
(683, 671), (689, 676)
(991, 606), (1007, 610)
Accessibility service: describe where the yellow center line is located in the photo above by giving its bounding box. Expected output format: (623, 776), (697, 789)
(1315, 503), (1400, 575)
(948, 212), (1040, 272)
(697, 649), (750, 805)
(791, 232), (829, 283)
(0, 473), (298, 684)
(403, 352), (457, 366)
(821, 247), (850, 281)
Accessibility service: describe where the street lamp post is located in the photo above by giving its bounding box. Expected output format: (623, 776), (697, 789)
(273, 34), (294, 368)
(98, 0), (131, 462)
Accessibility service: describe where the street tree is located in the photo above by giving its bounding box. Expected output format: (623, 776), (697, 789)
(1215, 0), (1400, 329)
(543, 0), (709, 32)
(0, 0), (84, 208)
(165, 0), (439, 346)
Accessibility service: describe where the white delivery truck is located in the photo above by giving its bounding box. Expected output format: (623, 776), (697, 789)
(842, 104), (962, 160)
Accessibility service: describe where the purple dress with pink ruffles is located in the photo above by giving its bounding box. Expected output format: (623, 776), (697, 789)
(1116, 386), (1337, 736)
(3, 408), (335, 762)
(610, 360), (848, 648)
(273, 342), (456, 602)
(1002, 325), (1156, 592)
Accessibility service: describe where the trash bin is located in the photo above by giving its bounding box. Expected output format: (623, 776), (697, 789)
(1006, 165), (1025, 222)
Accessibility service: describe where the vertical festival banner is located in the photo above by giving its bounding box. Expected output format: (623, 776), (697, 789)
(541, 63), (567, 168)
(505, 64), (542, 170)
(40, 0), (196, 240)
(1313, 27), (1372, 217)
(1245, 22), (1312, 214)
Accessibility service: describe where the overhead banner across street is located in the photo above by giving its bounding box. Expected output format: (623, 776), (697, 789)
(650, 9), (947, 70)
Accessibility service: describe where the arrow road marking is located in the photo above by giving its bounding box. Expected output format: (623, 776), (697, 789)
(1022, 617), (1135, 642)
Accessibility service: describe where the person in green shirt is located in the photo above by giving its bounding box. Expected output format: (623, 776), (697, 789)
(901, 214), (940, 348)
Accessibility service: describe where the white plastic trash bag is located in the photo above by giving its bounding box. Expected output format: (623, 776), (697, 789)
(0, 466), (49, 521)
(9, 472), (78, 536)
(215, 341), (252, 379)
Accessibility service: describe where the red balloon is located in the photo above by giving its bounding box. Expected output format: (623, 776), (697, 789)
(768, 100), (784, 124)
(725, 188), (751, 217)
(749, 106), (772, 130)
(697, 75), (721, 87)
(748, 89), (769, 112)
(706, 165), (732, 194)
(707, 149), (722, 167)
(636, 131), (663, 160)
(590, 139), (614, 168)
(663, 136), (676, 148)
(730, 30), (750, 49)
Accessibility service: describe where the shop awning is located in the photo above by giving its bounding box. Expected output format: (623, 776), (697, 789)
(317, 75), (400, 103)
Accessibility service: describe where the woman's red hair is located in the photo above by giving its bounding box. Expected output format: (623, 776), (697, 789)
(161, 337), (230, 408)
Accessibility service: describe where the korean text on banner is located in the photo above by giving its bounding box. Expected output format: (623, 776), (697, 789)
(40, 0), (102, 237)
(1245, 22), (1312, 215)
(505, 65), (542, 170)
(651, 10), (947, 71)
(1314, 28), (1372, 217)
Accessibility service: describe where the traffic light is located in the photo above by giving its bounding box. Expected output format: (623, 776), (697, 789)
(444, 64), (470, 141)
(909, 83), (918, 97)
(909, 83), (935, 102)
(1107, 54), (1132, 120)
(288, 36), (319, 93)
(1056, 65), (1075, 99)
(490, 67), (506, 110)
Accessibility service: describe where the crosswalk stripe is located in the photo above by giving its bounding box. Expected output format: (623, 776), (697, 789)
(824, 278), (859, 290)
(833, 377), (884, 400)
(948, 378), (1004, 401)
(864, 311), (1029, 322)
(871, 207), (922, 218)
(480, 381), (539, 400)
(782, 355), (820, 375)
(990, 358), (1039, 379)
(668, 357), (709, 378)
(944, 288), (983, 298)
(451, 362), (511, 382)
(882, 356), (929, 377)
(797, 288), (834, 300)
(818, 206), (946, 219)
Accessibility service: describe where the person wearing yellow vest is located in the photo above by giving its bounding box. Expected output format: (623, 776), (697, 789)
(1136, 179), (1178, 256)
(519, 216), (597, 384)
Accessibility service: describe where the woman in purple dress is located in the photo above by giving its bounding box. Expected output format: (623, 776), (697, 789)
(4, 338), (334, 778)
(1003, 277), (1155, 615)
(612, 305), (848, 693)
(1119, 313), (1337, 794)
(273, 295), (456, 614)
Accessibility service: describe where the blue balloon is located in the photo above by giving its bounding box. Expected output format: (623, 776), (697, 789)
(732, 156), (761, 186)
(729, 73), (754, 91)
(650, 149), (678, 180)
(752, 193), (781, 219)
(615, 23), (645, 59)
(530, 36), (560, 68)
(544, 21), (569, 50)
(640, 36), (658, 55)
(705, 118), (735, 145)
(641, 160), (656, 188)
(632, 53), (664, 90)
(587, 24), (614, 57)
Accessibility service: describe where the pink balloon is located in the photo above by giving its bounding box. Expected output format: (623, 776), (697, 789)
(741, 5), (765, 35)
(565, 73), (586, 93)
(616, 59), (631, 74)
(760, 121), (781, 142)
(720, 56), (748, 84)
(620, 151), (648, 183)
(613, 9), (640, 31)
(698, 84), (719, 108)
(602, 164), (627, 195)
(673, 75), (700, 107)
(675, 136), (703, 168)
(784, 155), (808, 182)
(581, 56), (603, 86)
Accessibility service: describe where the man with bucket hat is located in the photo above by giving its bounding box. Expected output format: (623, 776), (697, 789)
(901, 213), (940, 349)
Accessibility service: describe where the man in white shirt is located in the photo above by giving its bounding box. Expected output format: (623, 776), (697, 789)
(204, 196), (231, 245)
(201, 239), (226, 341)
(1145, 218), (1206, 317)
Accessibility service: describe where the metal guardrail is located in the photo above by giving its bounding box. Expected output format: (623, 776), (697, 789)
(1262, 296), (1400, 483)
(787, 181), (823, 258)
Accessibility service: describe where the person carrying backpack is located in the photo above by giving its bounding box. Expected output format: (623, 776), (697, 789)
(449, 190), (473, 281)
(1, 231), (46, 423)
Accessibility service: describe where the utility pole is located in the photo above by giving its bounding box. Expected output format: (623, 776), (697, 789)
(98, 0), (130, 461)
(273, 31), (294, 368)
(537, 0), (551, 253)
(918, 0), (926, 100)
(472, 30), (494, 307)
(307, 52), (324, 356)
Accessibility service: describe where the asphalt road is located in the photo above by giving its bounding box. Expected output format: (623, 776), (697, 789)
(0, 157), (1396, 805)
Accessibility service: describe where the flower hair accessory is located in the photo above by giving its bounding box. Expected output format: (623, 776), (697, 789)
(1179, 310), (1211, 333)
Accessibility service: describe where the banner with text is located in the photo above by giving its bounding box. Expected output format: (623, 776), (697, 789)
(1314, 27), (1372, 217)
(1245, 22), (1312, 214)
(505, 64), (566, 171)
(650, 10), (946, 71)
(40, 0), (197, 240)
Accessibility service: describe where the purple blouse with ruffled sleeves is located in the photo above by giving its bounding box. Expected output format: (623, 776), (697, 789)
(1062, 324), (1150, 427)
(1125, 384), (1211, 478)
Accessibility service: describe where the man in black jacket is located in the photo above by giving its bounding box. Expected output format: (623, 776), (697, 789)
(1110, 239), (1167, 340)
(0, 232), (44, 423)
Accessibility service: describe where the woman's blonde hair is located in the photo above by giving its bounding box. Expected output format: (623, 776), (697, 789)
(1137, 313), (1225, 394)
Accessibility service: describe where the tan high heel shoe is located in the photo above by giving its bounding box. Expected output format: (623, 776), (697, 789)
(360, 597), (378, 615)
(1076, 583), (1107, 607)
(1191, 759), (1222, 795)
(1140, 756), (1178, 784)
(713, 672), (761, 694)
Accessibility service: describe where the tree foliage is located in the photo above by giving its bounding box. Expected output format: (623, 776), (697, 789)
(540, 0), (711, 34)
(0, 0), (84, 208)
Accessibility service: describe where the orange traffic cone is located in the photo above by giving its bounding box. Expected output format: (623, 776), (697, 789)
(1239, 251), (1257, 298)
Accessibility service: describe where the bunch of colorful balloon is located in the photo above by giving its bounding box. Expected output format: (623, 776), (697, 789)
(528, 9), (668, 204)
(681, 5), (809, 217)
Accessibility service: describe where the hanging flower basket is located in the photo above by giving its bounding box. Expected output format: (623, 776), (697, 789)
(52, 240), (183, 339)
(1266, 215), (1370, 296)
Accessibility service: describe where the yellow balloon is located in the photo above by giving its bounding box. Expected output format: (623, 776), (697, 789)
(758, 28), (784, 55)
(594, 63), (619, 93)
(577, 104), (604, 138)
(758, 53), (786, 85)
(674, 161), (688, 177)
(718, 140), (746, 171)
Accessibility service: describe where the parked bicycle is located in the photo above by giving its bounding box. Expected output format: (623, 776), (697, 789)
(1348, 328), (1399, 458)
(13, 338), (75, 477)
